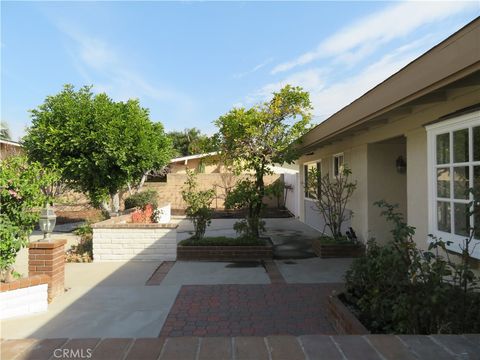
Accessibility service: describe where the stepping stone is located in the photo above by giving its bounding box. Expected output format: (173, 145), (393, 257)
(266, 335), (305, 360)
(333, 335), (382, 360)
(299, 335), (343, 360)
(198, 337), (232, 360)
(234, 337), (269, 360)
(160, 337), (199, 360)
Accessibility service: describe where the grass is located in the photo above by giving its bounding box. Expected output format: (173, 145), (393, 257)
(179, 236), (266, 246)
(318, 235), (356, 245)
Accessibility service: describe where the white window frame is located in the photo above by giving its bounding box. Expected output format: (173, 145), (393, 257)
(332, 153), (344, 177)
(426, 110), (480, 259)
(304, 160), (321, 201)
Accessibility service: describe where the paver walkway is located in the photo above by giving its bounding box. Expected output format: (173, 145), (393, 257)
(159, 283), (342, 337)
(3, 335), (479, 360)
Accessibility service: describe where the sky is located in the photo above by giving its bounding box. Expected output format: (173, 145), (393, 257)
(1, 1), (479, 141)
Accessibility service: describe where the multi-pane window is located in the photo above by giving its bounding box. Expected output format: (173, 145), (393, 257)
(333, 153), (344, 176)
(304, 161), (321, 199)
(427, 111), (480, 258)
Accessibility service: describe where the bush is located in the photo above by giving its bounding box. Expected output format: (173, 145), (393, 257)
(131, 204), (154, 223)
(182, 170), (215, 240)
(66, 224), (93, 263)
(0, 156), (57, 279)
(344, 200), (480, 334)
(124, 190), (158, 210)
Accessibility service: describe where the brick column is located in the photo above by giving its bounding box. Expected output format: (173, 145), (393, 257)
(28, 239), (66, 301)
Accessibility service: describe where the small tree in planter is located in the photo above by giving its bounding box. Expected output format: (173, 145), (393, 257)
(181, 170), (215, 240)
(306, 166), (357, 241)
(306, 166), (361, 257)
(0, 156), (58, 281)
(215, 85), (312, 238)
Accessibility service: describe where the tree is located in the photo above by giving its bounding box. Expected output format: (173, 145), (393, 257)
(181, 170), (215, 240)
(215, 85), (312, 237)
(305, 166), (357, 240)
(0, 156), (59, 278)
(23, 84), (172, 212)
(168, 128), (218, 157)
(0, 121), (11, 140)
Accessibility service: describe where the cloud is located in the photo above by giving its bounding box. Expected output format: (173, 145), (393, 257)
(233, 57), (274, 79)
(271, 0), (476, 74)
(245, 34), (432, 119)
(58, 24), (195, 114)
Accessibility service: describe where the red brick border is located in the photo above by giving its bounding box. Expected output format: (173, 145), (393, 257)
(327, 293), (369, 335)
(0, 274), (49, 292)
(312, 240), (364, 258)
(177, 245), (273, 261)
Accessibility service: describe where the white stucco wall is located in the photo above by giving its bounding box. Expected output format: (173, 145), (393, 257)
(0, 284), (48, 320)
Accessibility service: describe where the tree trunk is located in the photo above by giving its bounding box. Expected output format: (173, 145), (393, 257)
(111, 192), (120, 214)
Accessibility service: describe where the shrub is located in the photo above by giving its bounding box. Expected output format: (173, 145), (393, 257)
(0, 156), (57, 279)
(131, 204), (154, 223)
(182, 170), (215, 240)
(124, 190), (158, 210)
(344, 200), (480, 334)
(66, 224), (93, 263)
(179, 236), (264, 246)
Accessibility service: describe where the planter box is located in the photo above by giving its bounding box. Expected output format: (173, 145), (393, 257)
(328, 292), (369, 335)
(177, 244), (273, 261)
(92, 214), (178, 262)
(0, 275), (49, 320)
(312, 239), (364, 258)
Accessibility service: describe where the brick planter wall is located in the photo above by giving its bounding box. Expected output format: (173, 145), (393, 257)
(177, 245), (273, 261)
(312, 240), (364, 258)
(28, 239), (66, 301)
(92, 214), (178, 261)
(327, 293), (369, 335)
(0, 274), (49, 319)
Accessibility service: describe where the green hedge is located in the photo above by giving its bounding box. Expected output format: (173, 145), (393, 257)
(124, 190), (158, 209)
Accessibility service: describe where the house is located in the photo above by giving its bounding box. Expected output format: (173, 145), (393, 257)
(0, 139), (23, 160)
(167, 151), (299, 175)
(297, 19), (480, 259)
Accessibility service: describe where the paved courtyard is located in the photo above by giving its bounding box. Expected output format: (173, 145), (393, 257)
(160, 283), (342, 337)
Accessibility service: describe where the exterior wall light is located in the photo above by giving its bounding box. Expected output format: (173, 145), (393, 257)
(396, 156), (407, 174)
(39, 203), (56, 241)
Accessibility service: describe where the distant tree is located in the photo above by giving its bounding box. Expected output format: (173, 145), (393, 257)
(168, 128), (218, 157)
(23, 84), (172, 212)
(0, 121), (11, 140)
(216, 85), (312, 237)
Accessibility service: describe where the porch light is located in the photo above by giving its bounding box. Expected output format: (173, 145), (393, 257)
(39, 203), (56, 241)
(396, 156), (406, 174)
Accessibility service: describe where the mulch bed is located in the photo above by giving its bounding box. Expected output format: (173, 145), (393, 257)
(159, 283), (343, 337)
(55, 209), (104, 225)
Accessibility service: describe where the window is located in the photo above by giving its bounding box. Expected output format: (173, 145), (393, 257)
(427, 110), (480, 259)
(333, 153), (344, 176)
(304, 161), (321, 199)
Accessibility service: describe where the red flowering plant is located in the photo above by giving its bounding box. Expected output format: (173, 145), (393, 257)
(131, 204), (154, 223)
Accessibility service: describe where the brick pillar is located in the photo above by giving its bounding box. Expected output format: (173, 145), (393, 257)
(28, 239), (66, 301)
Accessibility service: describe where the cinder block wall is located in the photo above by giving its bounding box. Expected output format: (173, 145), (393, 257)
(144, 173), (283, 210)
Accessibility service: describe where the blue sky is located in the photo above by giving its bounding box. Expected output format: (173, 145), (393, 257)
(2, 1), (478, 141)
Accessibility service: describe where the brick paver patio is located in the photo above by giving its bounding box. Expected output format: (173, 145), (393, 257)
(159, 283), (343, 337)
(2, 335), (479, 360)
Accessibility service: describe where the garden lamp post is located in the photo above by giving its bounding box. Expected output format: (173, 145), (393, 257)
(39, 203), (56, 241)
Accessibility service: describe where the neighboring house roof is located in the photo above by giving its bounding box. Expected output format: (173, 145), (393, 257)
(170, 152), (219, 164)
(0, 139), (22, 147)
(299, 17), (480, 153)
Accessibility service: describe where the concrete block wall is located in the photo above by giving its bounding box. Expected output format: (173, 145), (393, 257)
(144, 173), (283, 211)
(92, 215), (178, 262)
(0, 283), (48, 320)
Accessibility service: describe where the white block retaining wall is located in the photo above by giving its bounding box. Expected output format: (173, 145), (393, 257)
(0, 284), (48, 320)
(92, 214), (178, 262)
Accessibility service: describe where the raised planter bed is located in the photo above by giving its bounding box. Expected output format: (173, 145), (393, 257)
(312, 239), (364, 258)
(328, 292), (369, 335)
(0, 274), (50, 320)
(177, 243), (273, 261)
